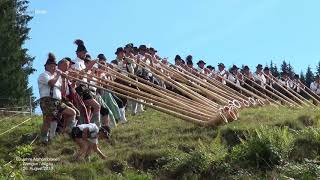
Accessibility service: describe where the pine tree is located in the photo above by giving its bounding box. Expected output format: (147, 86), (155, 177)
(0, 0), (35, 108)
(316, 61), (320, 76)
(270, 60), (275, 75)
(305, 66), (314, 87)
(287, 63), (295, 78)
(300, 71), (306, 85)
(273, 65), (280, 78)
(280, 60), (288, 73)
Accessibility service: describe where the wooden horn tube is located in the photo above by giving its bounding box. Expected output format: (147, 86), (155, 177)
(171, 65), (248, 102)
(232, 99), (242, 109)
(79, 71), (219, 118)
(266, 74), (308, 107)
(240, 75), (289, 107)
(66, 74), (226, 126)
(248, 97), (257, 106)
(102, 65), (218, 113)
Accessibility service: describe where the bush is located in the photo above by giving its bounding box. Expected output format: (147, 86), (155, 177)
(163, 148), (215, 179)
(278, 162), (320, 179)
(229, 135), (282, 170)
(298, 115), (315, 127)
(289, 128), (320, 162)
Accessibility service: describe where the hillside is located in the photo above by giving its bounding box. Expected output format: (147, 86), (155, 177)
(1, 106), (320, 179)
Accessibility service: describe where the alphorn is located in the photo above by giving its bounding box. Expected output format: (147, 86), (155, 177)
(239, 73), (296, 107)
(66, 72), (231, 126)
(264, 73), (312, 107)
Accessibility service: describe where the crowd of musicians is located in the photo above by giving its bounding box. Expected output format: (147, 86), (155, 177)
(37, 39), (320, 160)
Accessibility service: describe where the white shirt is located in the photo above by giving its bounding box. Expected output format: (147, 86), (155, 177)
(292, 80), (302, 93)
(228, 73), (240, 86)
(72, 57), (86, 71)
(279, 78), (293, 89)
(253, 72), (267, 88)
(196, 67), (205, 74)
(77, 123), (99, 138)
(310, 81), (320, 95)
(218, 69), (228, 84)
(38, 71), (62, 100)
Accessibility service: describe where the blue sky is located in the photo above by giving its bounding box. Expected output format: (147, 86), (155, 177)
(26, 0), (320, 111)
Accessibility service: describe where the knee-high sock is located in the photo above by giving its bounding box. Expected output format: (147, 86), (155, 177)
(91, 112), (101, 127)
(119, 108), (127, 123)
(49, 121), (58, 140)
(132, 101), (138, 114)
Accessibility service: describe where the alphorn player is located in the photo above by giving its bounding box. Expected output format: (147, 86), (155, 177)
(217, 63), (228, 85)
(310, 75), (320, 95)
(174, 55), (183, 67)
(263, 67), (273, 86)
(111, 47), (132, 122)
(38, 53), (77, 144)
(291, 74), (304, 94)
(279, 71), (293, 89)
(186, 55), (195, 72)
(227, 65), (241, 87)
(206, 65), (216, 78)
(253, 64), (267, 89)
(72, 40), (101, 126)
(196, 60), (206, 74)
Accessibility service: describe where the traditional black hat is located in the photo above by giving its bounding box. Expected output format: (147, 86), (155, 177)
(125, 43), (134, 49)
(231, 65), (239, 70)
(264, 66), (270, 71)
(294, 74), (299, 79)
(149, 47), (157, 53)
(97, 54), (107, 61)
(256, 64), (263, 69)
(218, 63), (225, 68)
(197, 60), (206, 65)
(44, 53), (57, 66)
(175, 55), (182, 61)
(243, 65), (250, 70)
(186, 59), (193, 65)
(186, 55), (193, 61)
(207, 65), (215, 70)
(74, 39), (87, 53)
(139, 45), (147, 50)
(115, 47), (125, 55)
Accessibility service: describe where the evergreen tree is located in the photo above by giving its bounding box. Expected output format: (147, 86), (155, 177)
(287, 63), (295, 78)
(273, 65), (280, 78)
(316, 61), (320, 76)
(280, 60), (289, 73)
(305, 66), (314, 87)
(300, 71), (306, 85)
(0, 0), (35, 108)
(270, 60), (275, 75)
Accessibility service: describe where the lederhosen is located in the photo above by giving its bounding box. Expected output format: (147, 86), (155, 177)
(40, 85), (67, 118)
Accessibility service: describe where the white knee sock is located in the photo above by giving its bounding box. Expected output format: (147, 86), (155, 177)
(49, 121), (58, 140)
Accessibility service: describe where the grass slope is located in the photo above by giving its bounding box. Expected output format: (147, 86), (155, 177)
(1, 106), (320, 179)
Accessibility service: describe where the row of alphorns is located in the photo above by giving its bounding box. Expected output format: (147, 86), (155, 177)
(64, 59), (320, 127)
